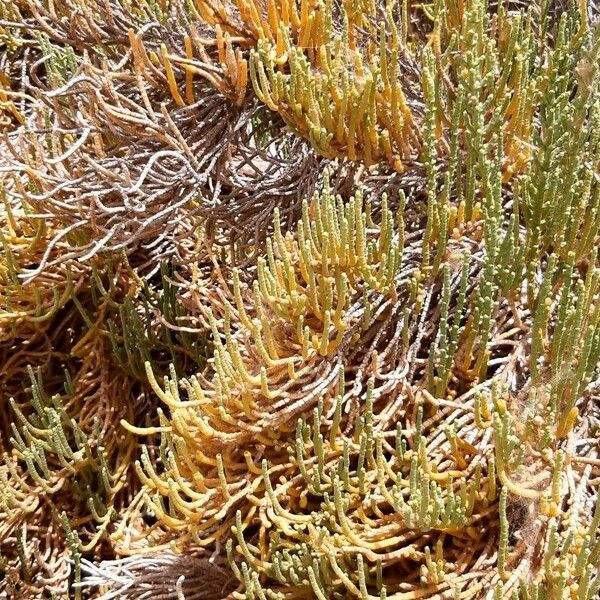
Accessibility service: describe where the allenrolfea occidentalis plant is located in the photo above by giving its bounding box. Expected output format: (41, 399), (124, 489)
(1, 0), (600, 598)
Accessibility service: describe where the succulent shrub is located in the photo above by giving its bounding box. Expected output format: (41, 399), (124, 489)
(0, 0), (599, 599)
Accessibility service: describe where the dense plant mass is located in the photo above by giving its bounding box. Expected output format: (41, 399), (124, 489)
(1, 0), (600, 598)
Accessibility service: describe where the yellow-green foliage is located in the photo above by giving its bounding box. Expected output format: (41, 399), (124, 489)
(1, 0), (599, 599)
